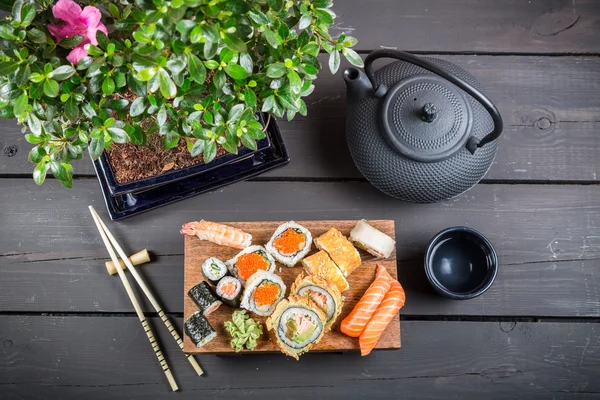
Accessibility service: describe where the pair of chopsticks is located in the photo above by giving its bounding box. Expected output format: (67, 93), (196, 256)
(88, 206), (203, 391)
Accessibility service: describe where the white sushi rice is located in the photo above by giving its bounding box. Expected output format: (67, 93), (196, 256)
(240, 270), (286, 316)
(266, 221), (313, 267)
(226, 245), (276, 285)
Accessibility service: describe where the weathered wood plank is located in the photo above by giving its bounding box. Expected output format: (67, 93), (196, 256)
(1, 55), (599, 181)
(1, 316), (599, 399)
(1, 179), (599, 317)
(331, 0), (600, 54)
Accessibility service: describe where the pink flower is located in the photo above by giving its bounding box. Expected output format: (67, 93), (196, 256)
(48, 0), (108, 64)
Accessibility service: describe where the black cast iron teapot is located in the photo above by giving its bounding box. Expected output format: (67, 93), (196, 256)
(344, 50), (503, 203)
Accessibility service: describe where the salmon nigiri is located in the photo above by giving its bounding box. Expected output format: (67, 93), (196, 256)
(340, 265), (391, 337)
(359, 279), (405, 356)
(181, 220), (252, 249)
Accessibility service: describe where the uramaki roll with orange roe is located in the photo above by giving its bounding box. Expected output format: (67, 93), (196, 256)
(240, 270), (287, 317)
(266, 221), (313, 267)
(226, 245), (276, 285)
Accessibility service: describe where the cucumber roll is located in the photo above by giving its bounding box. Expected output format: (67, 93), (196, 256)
(266, 221), (312, 267)
(188, 281), (222, 316)
(240, 270), (286, 317)
(266, 295), (326, 360)
(202, 257), (228, 285)
(184, 311), (217, 348)
(226, 245), (276, 285)
(216, 276), (243, 308)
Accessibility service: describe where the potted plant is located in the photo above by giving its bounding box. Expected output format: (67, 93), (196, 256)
(0, 0), (362, 212)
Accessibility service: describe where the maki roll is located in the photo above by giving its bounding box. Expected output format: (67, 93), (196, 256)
(266, 221), (312, 267)
(184, 311), (217, 348)
(302, 250), (350, 292)
(188, 281), (222, 316)
(202, 257), (228, 285)
(291, 273), (343, 331)
(349, 220), (396, 259)
(266, 295), (327, 360)
(216, 276), (243, 308)
(226, 245), (276, 285)
(314, 228), (362, 277)
(240, 270), (286, 317)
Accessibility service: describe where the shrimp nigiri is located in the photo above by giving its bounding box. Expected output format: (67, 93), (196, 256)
(181, 220), (252, 249)
(340, 265), (391, 337)
(359, 279), (405, 356)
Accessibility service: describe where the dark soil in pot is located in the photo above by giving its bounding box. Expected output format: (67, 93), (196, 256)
(106, 133), (227, 184)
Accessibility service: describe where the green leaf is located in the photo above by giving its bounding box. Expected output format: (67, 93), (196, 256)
(158, 69), (177, 98)
(222, 33), (247, 53)
(263, 29), (281, 49)
(189, 25), (204, 43)
(20, 3), (35, 27)
(108, 3), (120, 18)
(261, 94), (275, 113)
(58, 163), (73, 188)
(203, 110), (213, 124)
(107, 99), (128, 110)
(0, 61), (19, 75)
(107, 127), (128, 143)
(190, 139), (204, 157)
(176, 19), (195, 35)
(130, 97), (146, 117)
(89, 137), (104, 159)
(213, 69), (226, 90)
(203, 140), (216, 162)
(298, 99), (307, 116)
(104, 117), (115, 128)
(43, 79), (59, 97)
(247, 10), (268, 25)
(244, 87), (257, 108)
(247, 127), (266, 140)
(166, 59), (186, 75)
(204, 60), (219, 70)
(329, 50), (340, 74)
(12, 0), (23, 22)
(13, 92), (27, 115)
(203, 39), (218, 59)
(27, 28), (46, 44)
(33, 159), (47, 185)
(266, 63), (286, 78)
(27, 112), (41, 134)
(287, 70), (302, 94)
(49, 161), (67, 181)
(58, 35), (84, 49)
(25, 133), (43, 144)
(299, 14), (312, 30)
(220, 48), (234, 63)
(315, 9), (334, 24)
(278, 23), (290, 40)
(188, 54), (206, 83)
(157, 106), (167, 126)
(163, 131), (179, 149)
(268, 0), (283, 11)
(301, 43), (319, 57)
(65, 97), (79, 121)
(238, 52), (253, 75)
(241, 133), (257, 150)
(136, 67), (157, 82)
(224, 64), (248, 80)
(302, 64), (318, 75)
(49, 65), (75, 80)
(278, 93), (299, 112)
(81, 102), (96, 118)
(228, 104), (244, 122)
(127, 125), (145, 145)
(102, 77), (115, 95)
(342, 48), (364, 68)
(342, 36), (359, 47)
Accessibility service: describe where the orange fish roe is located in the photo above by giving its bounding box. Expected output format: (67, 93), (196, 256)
(236, 253), (269, 280)
(252, 282), (281, 306)
(273, 228), (306, 255)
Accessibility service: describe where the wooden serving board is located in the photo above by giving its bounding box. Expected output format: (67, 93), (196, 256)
(183, 220), (400, 354)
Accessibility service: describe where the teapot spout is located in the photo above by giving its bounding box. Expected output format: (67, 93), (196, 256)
(344, 68), (374, 104)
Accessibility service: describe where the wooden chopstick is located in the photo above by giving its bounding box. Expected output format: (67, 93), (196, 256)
(90, 207), (203, 376)
(88, 206), (179, 392)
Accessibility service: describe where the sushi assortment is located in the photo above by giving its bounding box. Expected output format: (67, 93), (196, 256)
(182, 219), (402, 359)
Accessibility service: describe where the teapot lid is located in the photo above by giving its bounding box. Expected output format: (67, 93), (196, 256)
(380, 74), (473, 162)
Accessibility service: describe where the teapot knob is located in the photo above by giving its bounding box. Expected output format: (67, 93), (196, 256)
(420, 103), (437, 123)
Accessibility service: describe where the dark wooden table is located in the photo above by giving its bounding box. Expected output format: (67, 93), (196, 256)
(2, 1), (600, 398)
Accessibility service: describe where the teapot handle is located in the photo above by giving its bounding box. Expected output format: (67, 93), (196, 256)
(365, 49), (503, 154)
